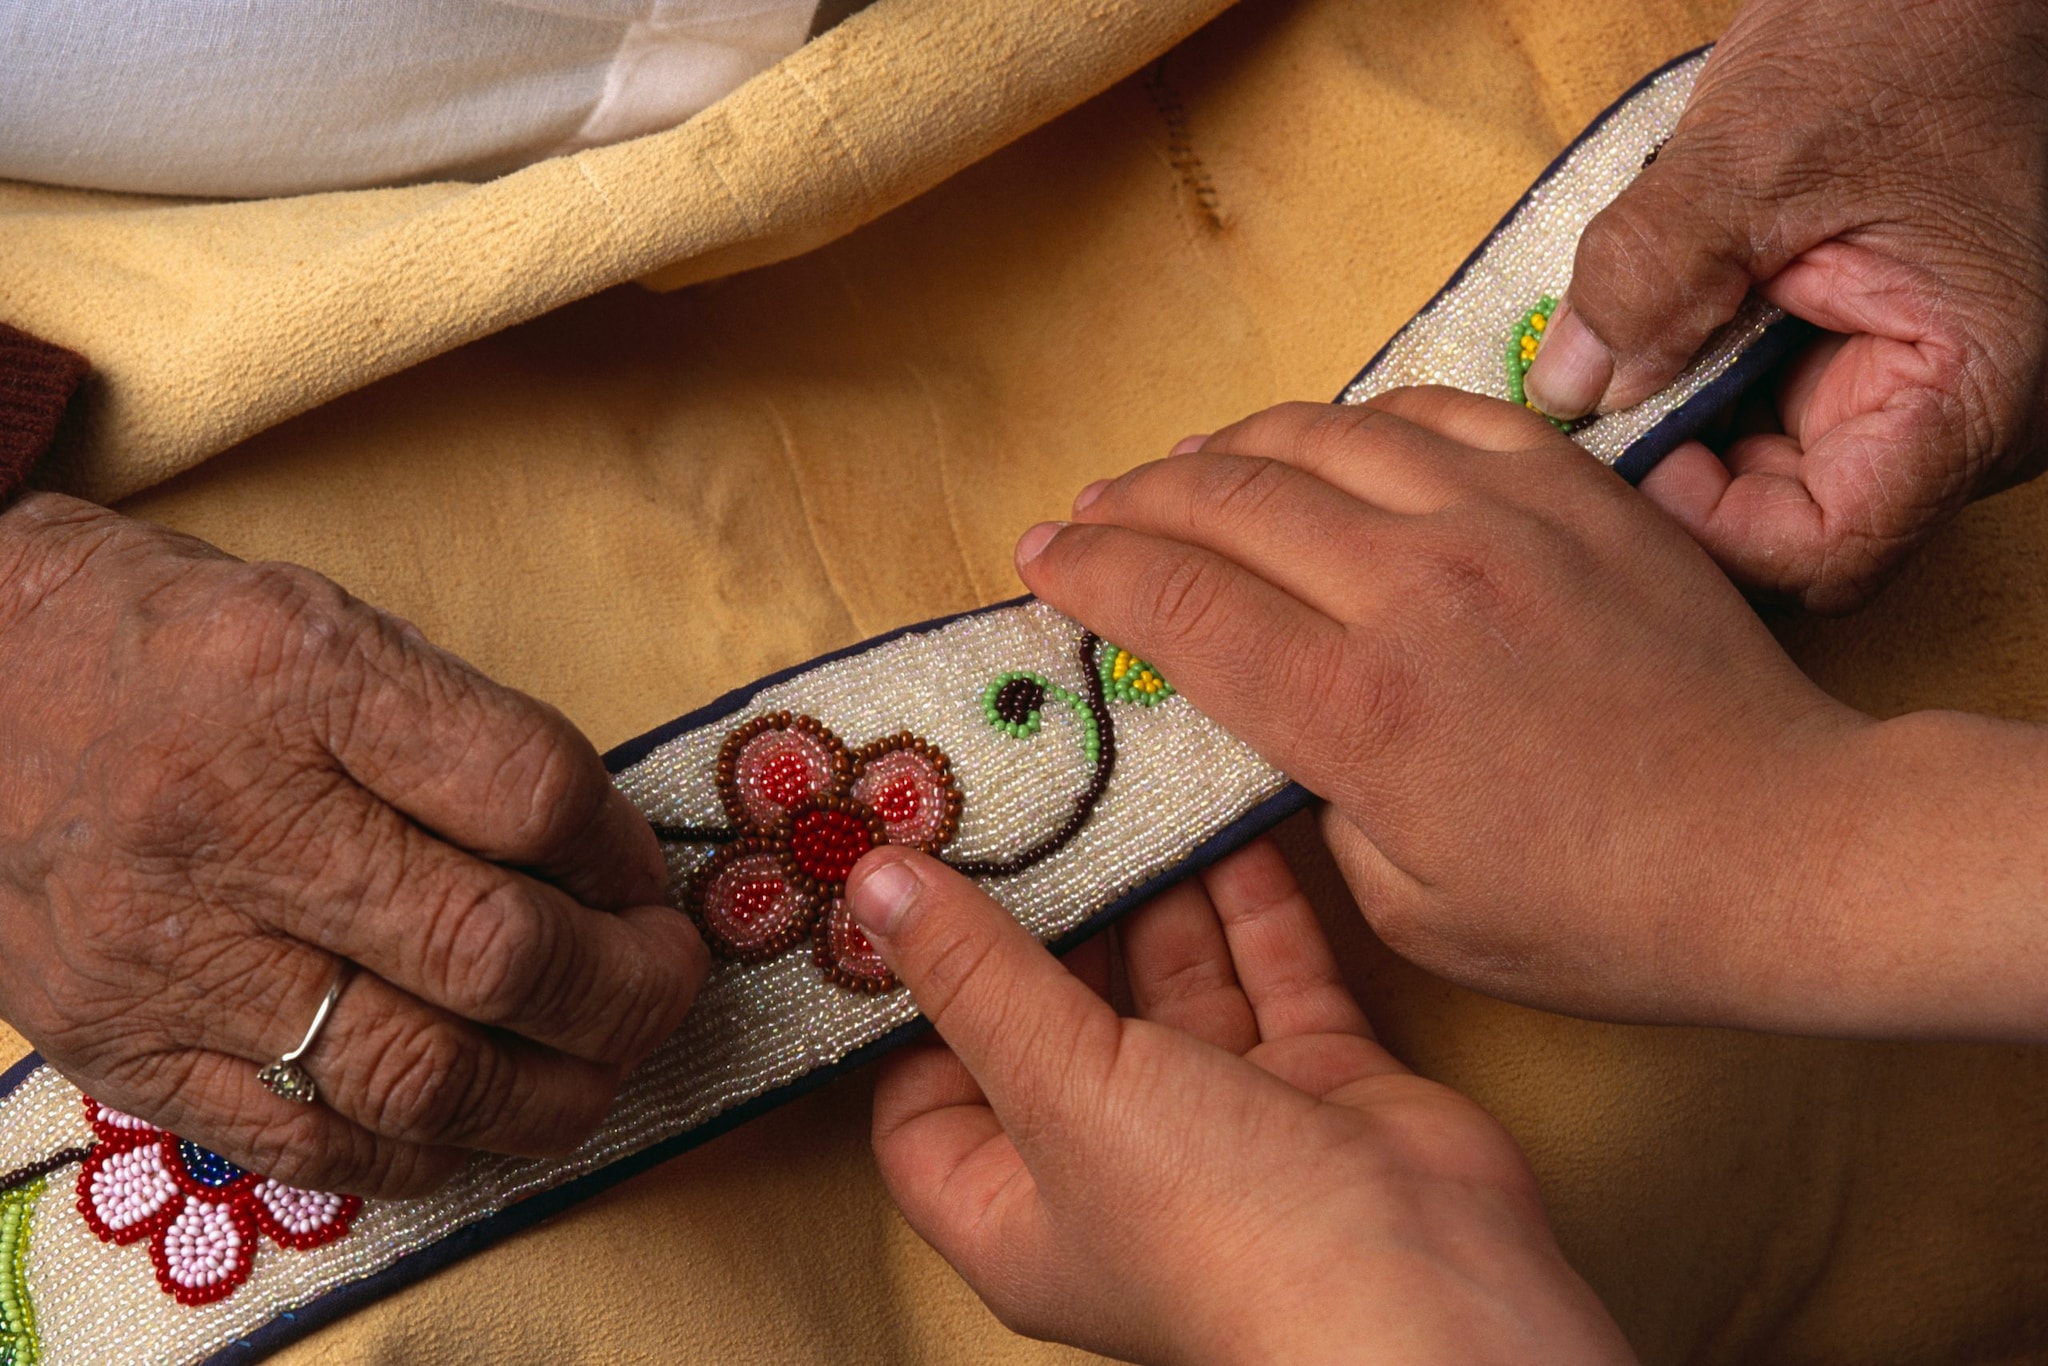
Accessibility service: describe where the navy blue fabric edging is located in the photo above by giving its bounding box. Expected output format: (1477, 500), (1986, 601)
(198, 600), (1312, 1366)
(1607, 315), (1815, 484)
(0, 1054), (40, 1105)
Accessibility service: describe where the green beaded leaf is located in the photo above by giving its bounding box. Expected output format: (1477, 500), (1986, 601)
(0, 1178), (44, 1366)
(1098, 645), (1174, 707)
(1506, 296), (1578, 434)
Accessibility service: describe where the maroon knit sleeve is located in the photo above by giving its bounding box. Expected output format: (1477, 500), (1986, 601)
(0, 323), (90, 502)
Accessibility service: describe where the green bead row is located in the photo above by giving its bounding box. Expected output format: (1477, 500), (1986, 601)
(0, 1179), (43, 1365)
(980, 670), (1095, 763)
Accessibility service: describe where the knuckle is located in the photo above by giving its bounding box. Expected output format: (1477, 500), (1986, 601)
(1283, 630), (1419, 774)
(238, 1109), (369, 1189)
(1135, 550), (1227, 647)
(210, 562), (355, 663)
(1147, 948), (1237, 1008)
(1396, 517), (1539, 625)
(180, 562), (371, 722)
(1236, 400), (1338, 448)
(1576, 191), (1687, 298)
(484, 705), (606, 861)
(358, 1017), (485, 1142)
(1189, 455), (1293, 531)
(1231, 401), (1392, 475)
(430, 877), (553, 1024)
(100, 738), (217, 849)
(592, 931), (696, 1064)
(1573, 186), (1754, 361)
(913, 924), (1006, 1033)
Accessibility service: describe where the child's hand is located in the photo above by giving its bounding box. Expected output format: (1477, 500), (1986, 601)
(1016, 392), (1881, 1032)
(851, 838), (1636, 1366)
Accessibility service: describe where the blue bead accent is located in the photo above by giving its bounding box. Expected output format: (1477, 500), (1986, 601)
(177, 1140), (246, 1188)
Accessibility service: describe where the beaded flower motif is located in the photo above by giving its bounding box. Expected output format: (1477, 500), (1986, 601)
(660, 633), (1174, 993)
(683, 715), (964, 992)
(74, 1098), (361, 1305)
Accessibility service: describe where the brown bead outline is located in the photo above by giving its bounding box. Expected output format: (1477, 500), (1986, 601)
(687, 837), (825, 963)
(777, 793), (888, 895)
(849, 732), (964, 855)
(813, 898), (899, 995)
(715, 711), (852, 835)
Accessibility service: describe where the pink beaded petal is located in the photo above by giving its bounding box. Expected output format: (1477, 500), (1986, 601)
(814, 898), (897, 994)
(718, 714), (851, 833)
(149, 1196), (256, 1305)
(85, 1097), (161, 1144)
(690, 842), (824, 962)
(850, 737), (962, 852)
(78, 1140), (182, 1244)
(250, 1180), (362, 1251)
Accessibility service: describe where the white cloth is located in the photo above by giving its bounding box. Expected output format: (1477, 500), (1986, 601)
(0, 0), (821, 198)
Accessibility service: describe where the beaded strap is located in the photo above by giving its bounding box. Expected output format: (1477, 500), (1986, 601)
(0, 44), (1798, 1365)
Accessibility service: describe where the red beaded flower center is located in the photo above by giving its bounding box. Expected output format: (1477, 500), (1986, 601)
(728, 873), (792, 927)
(756, 751), (818, 809)
(867, 773), (923, 826)
(788, 808), (874, 886)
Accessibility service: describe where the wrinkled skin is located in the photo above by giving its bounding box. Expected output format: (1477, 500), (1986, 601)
(0, 495), (708, 1197)
(1524, 0), (2048, 611)
(855, 838), (1637, 1366)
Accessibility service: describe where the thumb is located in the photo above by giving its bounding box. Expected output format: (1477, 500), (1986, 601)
(846, 848), (1120, 1148)
(1526, 150), (1792, 420)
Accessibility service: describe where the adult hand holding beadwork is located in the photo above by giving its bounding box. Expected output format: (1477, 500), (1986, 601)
(0, 494), (708, 1198)
(1021, 393), (2048, 1040)
(1522, 0), (2048, 611)
(855, 837), (1637, 1365)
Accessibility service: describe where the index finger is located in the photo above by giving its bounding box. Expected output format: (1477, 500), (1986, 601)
(844, 847), (1122, 1151)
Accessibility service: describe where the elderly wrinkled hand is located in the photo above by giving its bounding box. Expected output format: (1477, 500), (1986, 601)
(857, 837), (1635, 1366)
(1524, 0), (2048, 611)
(0, 495), (708, 1197)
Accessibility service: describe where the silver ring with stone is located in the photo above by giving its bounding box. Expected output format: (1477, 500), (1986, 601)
(257, 963), (354, 1105)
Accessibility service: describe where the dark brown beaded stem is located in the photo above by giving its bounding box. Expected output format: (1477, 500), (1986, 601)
(944, 632), (1114, 879)
(650, 822), (740, 844)
(0, 1143), (92, 1196)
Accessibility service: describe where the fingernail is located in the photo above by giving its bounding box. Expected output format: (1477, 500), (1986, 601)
(1169, 433), (1210, 457)
(1072, 480), (1110, 514)
(849, 858), (921, 940)
(1523, 303), (1612, 420)
(1015, 521), (1065, 566)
